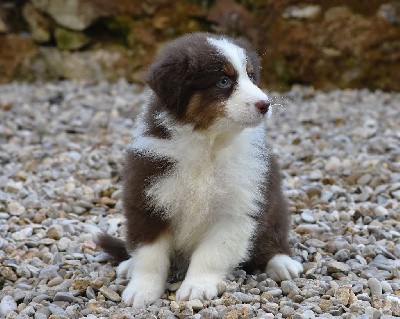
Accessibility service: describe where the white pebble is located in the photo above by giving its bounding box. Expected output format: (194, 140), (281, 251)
(0, 295), (17, 317)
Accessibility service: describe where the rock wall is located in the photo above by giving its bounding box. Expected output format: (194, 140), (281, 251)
(0, 0), (399, 91)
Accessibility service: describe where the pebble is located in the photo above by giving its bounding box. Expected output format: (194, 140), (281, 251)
(99, 286), (121, 302)
(11, 226), (33, 241)
(54, 292), (76, 303)
(368, 278), (382, 297)
(7, 200), (26, 216)
(280, 305), (295, 317)
(326, 260), (350, 273)
(281, 281), (297, 296)
(47, 225), (64, 240)
(187, 299), (204, 311)
(0, 295), (17, 317)
(381, 281), (393, 294)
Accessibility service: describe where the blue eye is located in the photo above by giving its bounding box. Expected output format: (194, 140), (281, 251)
(217, 76), (233, 88)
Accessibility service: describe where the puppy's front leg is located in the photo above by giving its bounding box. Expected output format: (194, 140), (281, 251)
(176, 216), (255, 301)
(121, 232), (172, 308)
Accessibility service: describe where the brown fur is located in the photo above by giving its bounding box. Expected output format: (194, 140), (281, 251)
(184, 92), (226, 130)
(97, 233), (129, 264)
(244, 155), (291, 272)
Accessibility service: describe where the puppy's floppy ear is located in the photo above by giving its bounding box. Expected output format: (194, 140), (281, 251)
(145, 48), (192, 118)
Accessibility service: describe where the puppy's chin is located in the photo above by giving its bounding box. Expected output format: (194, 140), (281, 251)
(226, 113), (266, 129)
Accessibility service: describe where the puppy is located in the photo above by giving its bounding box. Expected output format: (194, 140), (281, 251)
(98, 32), (303, 308)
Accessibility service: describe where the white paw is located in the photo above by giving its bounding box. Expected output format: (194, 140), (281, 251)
(117, 258), (134, 279)
(266, 254), (303, 282)
(122, 277), (164, 308)
(176, 275), (220, 301)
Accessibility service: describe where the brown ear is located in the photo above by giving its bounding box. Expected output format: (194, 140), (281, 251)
(145, 48), (193, 119)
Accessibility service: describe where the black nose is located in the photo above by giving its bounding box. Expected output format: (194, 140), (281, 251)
(255, 100), (270, 115)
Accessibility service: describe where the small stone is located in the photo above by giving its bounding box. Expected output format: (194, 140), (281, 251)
(72, 277), (90, 291)
(48, 303), (67, 316)
(34, 313), (48, 319)
(309, 170), (323, 180)
(0, 295), (17, 317)
(301, 209), (316, 223)
(47, 225), (64, 240)
(368, 278), (382, 297)
(32, 294), (52, 303)
(4, 181), (23, 193)
(282, 5), (321, 19)
(99, 286), (121, 302)
(381, 281), (393, 294)
(12, 226), (33, 241)
(266, 288), (283, 297)
(100, 197), (117, 206)
(263, 302), (279, 314)
(217, 281), (226, 296)
(335, 285), (356, 306)
(327, 260), (350, 273)
(54, 27), (90, 50)
(281, 280), (298, 296)
(91, 278), (107, 290)
(86, 286), (96, 300)
(295, 224), (325, 234)
(7, 200), (26, 216)
(170, 300), (180, 312)
(0, 266), (18, 281)
(187, 299), (203, 311)
(392, 190), (400, 200)
(20, 305), (35, 316)
(57, 237), (72, 251)
(54, 292), (75, 303)
(48, 276), (64, 287)
(280, 305), (295, 317)
(293, 309), (316, 319)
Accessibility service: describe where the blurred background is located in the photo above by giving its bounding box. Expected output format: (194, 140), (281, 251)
(0, 0), (399, 91)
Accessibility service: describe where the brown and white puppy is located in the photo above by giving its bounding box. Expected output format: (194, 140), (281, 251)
(98, 32), (303, 308)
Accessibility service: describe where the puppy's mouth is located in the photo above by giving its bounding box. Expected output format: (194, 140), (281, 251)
(224, 99), (271, 127)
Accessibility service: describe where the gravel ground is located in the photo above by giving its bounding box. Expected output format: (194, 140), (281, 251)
(0, 81), (399, 319)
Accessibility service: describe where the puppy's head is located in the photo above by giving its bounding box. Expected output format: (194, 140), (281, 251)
(145, 32), (269, 130)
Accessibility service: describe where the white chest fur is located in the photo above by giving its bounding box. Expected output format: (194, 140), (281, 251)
(130, 115), (269, 254)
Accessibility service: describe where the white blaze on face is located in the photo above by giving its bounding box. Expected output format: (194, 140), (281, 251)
(207, 37), (270, 125)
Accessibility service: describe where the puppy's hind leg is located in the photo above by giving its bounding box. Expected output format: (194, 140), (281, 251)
(121, 232), (172, 308)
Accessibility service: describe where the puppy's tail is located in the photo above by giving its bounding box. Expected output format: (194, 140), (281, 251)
(96, 233), (130, 264)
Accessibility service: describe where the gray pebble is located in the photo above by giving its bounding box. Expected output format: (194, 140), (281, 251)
(54, 291), (76, 303)
(0, 295), (17, 317)
(99, 286), (121, 302)
(86, 286), (96, 300)
(48, 303), (67, 316)
(368, 278), (382, 297)
(34, 313), (48, 319)
(281, 281), (298, 296)
(381, 281), (393, 294)
(280, 305), (295, 317)
(32, 294), (53, 303)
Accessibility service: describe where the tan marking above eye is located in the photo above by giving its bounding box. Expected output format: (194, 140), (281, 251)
(223, 62), (236, 77)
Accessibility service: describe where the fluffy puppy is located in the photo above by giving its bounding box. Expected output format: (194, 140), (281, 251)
(98, 32), (303, 308)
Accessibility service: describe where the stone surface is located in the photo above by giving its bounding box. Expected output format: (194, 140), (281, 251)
(0, 83), (399, 318)
(54, 27), (90, 50)
(0, 1), (399, 90)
